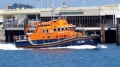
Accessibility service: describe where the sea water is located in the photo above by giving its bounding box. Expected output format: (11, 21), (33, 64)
(0, 42), (120, 67)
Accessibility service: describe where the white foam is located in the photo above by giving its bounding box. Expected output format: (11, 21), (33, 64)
(97, 44), (107, 48)
(0, 42), (107, 50)
(45, 45), (97, 50)
(44, 44), (107, 50)
(0, 43), (23, 50)
(57, 45), (97, 49)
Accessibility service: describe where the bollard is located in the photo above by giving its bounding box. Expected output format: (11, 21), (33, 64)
(116, 24), (120, 45)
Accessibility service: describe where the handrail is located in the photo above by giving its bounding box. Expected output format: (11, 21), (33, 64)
(16, 35), (26, 41)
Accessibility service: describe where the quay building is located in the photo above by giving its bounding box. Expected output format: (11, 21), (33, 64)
(0, 4), (120, 28)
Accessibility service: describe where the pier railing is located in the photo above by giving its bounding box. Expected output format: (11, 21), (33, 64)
(3, 21), (116, 30)
(4, 24), (24, 28)
(4, 24), (24, 30)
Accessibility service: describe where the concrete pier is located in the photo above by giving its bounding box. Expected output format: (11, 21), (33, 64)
(101, 23), (105, 43)
(0, 24), (5, 42)
(0, 30), (5, 42)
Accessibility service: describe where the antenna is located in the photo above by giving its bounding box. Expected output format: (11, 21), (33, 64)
(62, 0), (63, 6)
(37, 0), (40, 8)
(83, 0), (85, 7)
(47, 0), (50, 8)
(98, 5), (101, 27)
(39, 0), (42, 22)
(41, 0), (42, 9)
(60, 0), (63, 16)
(51, 0), (54, 20)
(113, 0), (115, 25)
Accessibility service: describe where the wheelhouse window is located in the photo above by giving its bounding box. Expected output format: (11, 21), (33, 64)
(42, 29), (45, 33)
(67, 27), (70, 30)
(70, 27), (76, 30)
(70, 27), (72, 30)
(73, 27), (76, 30)
(46, 29), (48, 33)
(58, 28), (60, 31)
(65, 27), (76, 30)
(54, 28), (57, 31)
(61, 28), (64, 31)
(27, 25), (36, 33)
(66, 27), (68, 30)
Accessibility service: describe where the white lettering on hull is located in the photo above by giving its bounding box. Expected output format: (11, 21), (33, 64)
(77, 40), (85, 44)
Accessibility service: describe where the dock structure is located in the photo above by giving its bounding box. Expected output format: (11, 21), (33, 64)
(0, 24), (5, 42)
(3, 23), (115, 43)
(116, 15), (120, 45)
(0, 30), (5, 42)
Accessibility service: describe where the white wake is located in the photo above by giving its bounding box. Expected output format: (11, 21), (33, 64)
(97, 44), (107, 49)
(46, 44), (107, 50)
(0, 43), (107, 50)
(0, 43), (23, 50)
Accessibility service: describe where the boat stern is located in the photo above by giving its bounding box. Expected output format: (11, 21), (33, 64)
(15, 35), (31, 48)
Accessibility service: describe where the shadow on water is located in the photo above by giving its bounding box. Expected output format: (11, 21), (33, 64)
(32, 49), (73, 53)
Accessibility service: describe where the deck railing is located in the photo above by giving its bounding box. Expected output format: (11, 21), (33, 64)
(15, 35), (26, 41)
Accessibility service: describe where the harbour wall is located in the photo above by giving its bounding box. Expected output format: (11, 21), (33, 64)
(0, 30), (5, 42)
(0, 24), (5, 42)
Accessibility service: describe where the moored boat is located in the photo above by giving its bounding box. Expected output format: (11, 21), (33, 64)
(14, 17), (100, 48)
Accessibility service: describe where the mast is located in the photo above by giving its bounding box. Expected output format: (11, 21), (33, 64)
(37, 0), (40, 8)
(47, 0), (50, 8)
(41, 0), (42, 10)
(52, 0), (54, 20)
(113, 0), (115, 25)
(83, 0), (85, 7)
(40, 0), (42, 22)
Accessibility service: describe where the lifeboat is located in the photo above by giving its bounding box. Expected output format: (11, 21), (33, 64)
(14, 18), (100, 48)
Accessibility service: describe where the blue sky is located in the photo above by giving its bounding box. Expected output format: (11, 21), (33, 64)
(0, 0), (120, 9)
